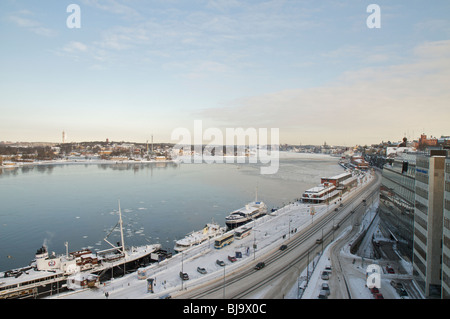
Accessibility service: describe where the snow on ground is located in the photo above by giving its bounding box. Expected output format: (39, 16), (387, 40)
(53, 172), (374, 299)
(287, 198), (417, 300)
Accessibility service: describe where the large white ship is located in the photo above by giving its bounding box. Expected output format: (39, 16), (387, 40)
(174, 222), (225, 252)
(225, 201), (267, 229)
(0, 201), (162, 299)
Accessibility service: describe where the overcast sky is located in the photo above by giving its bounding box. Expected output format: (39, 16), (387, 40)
(1, 0), (449, 146)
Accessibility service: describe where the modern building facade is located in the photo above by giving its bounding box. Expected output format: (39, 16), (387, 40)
(380, 150), (450, 298)
(413, 151), (446, 298)
(443, 158), (450, 298)
(379, 155), (416, 259)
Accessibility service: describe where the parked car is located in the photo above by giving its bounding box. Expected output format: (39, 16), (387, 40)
(216, 259), (225, 267)
(228, 255), (237, 262)
(316, 238), (323, 244)
(179, 272), (189, 280)
(370, 287), (379, 294)
(321, 283), (330, 296)
(397, 287), (408, 297)
(325, 265), (332, 272)
(385, 266), (395, 274)
(254, 262), (265, 270)
(321, 271), (329, 280)
(318, 290), (328, 299)
(280, 245), (287, 251)
(373, 293), (384, 299)
(197, 267), (207, 274)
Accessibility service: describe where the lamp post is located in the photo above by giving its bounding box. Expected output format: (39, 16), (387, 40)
(223, 265), (226, 299)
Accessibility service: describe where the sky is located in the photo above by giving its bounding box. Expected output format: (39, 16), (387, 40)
(0, 0), (449, 146)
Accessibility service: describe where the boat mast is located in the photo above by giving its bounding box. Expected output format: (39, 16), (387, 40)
(103, 200), (126, 255)
(118, 200), (126, 255)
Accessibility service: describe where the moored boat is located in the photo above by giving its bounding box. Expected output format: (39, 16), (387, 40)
(174, 222), (225, 252)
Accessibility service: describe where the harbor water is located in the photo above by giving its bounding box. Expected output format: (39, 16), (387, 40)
(0, 153), (342, 272)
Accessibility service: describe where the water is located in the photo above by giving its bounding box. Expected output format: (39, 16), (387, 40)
(0, 153), (342, 271)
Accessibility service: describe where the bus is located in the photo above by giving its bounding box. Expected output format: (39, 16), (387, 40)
(234, 227), (252, 240)
(214, 233), (234, 249)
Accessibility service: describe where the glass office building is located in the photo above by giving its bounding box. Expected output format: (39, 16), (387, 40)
(379, 155), (416, 259)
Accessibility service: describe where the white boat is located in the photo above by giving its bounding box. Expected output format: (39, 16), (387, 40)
(225, 201), (267, 229)
(174, 222), (225, 252)
(0, 201), (161, 299)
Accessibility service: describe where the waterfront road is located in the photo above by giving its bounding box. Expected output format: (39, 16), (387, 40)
(175, 171), (381, 299)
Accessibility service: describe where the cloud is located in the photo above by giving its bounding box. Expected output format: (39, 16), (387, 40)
(197, 40), (450, 145)
(8, 11), (57, 37)
(81, 0), (141, 19)
(63, 41), (88, 53)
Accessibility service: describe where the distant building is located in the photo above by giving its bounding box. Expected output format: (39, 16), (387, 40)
(301, 183), (339, 204)
(302, 172), (356, 204)
(418, 134), (438, 149)
(349, 156), (369, 170)
(320, 172), (352, 187)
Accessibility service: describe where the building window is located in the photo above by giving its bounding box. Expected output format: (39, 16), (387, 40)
(415, 210), (428, 228)
(414, 251), (427, 275)
(416, 172), (429, 185)
(417, 158), (429, 169)
(446, 181), (450, 193)
(445, 199), (450, 212)
(444, 234), (450, 251)
(416, 186), (429, 200)
(414, 228), (428, 248)
(445, 217), (450, 231)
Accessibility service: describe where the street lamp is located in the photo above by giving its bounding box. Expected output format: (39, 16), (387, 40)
(223, 265), (226, 299)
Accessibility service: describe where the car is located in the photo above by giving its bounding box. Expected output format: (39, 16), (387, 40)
(280, 245), (287, 251)
(325, 265), (332, 272)
(385, 266), (395, 274)
(373, 293), (384, 299)
(370, 287), (379, 294)
(397, 288), (408, 297)
(254, 262), (265, 270)
(316, 238), (323, 244)
(197, 267), (207, 274)
(216, 259), (225, 267)
(228, 255), (237, 262)
(179, 272), (189, 280)
(318, 290), (328, 299)
(334, 208), (338, 212)
(321, 271), (329, 280)
(321, 283), (330, 295)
